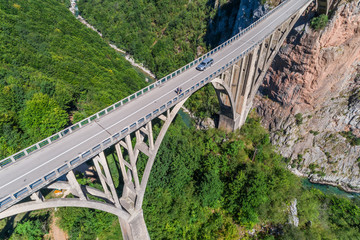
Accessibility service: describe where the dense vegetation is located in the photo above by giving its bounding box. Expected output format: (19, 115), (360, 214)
(0, 0), (147, 159)
(77, 0), (218, 77)
(0, 210), (50, 240)
(1, 0), (360, 239)
(3, 115), (360, 239)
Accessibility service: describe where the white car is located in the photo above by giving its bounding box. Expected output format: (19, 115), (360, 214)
(196, 58), (214, 71)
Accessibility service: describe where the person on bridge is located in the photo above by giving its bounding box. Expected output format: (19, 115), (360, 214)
(175, 87), (182, 95)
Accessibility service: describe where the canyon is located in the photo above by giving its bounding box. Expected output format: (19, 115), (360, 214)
(255, 0), (360, 192)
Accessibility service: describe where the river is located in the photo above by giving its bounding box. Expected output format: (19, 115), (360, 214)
(302, 178), (360, 198)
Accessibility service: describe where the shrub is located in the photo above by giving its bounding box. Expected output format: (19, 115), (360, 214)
(295, 113), (303, 125)
(309, 163), (319, 172)
(297, 154), (303, 163)
(310, 130), (320, 136)
(340, 131), (360, 146)
(310, 14), (329, 30)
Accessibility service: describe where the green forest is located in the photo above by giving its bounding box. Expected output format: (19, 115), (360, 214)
(77, 0), (216, 77)
(0, 0), (147, 159)
(2, 115), (360, 239)
(1, 0), (360, 239)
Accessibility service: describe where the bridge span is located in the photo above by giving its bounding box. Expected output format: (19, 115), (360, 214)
(0, 0), (314, 239)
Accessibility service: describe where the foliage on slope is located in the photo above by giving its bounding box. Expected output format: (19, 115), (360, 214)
(77, 0), (217, 77)
(0, 0), (147, 158)
(141, 114), (300, 238)
(0, 210), (50, 240)
(2, 114), (360, 239)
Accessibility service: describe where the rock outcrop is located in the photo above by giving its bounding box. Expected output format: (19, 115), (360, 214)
(254, 1), (360, 191)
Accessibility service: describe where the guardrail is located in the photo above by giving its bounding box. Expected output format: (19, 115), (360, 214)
(0, 0), (291, 171)
(0, 0), (306, 211)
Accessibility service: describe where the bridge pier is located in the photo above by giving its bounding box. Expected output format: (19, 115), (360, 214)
(317, 0), (330, 15)
(215, 9), (304, 131)
(119, 210), (149, 240)
(218, 114), (234, 131)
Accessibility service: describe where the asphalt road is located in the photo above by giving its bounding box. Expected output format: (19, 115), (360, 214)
(0, 0), (312, 205)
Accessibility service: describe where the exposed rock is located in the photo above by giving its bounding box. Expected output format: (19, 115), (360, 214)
(254, 1), (360, 191)
(181, 107), (215, 130)
(206, 0), (272, 48)
(232, 0), (270, 36)
(206, 0), (242, 46)
(289, 199), (299, 227)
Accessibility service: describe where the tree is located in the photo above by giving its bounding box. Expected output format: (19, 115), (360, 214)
(13, 219), (46, 240)
(310, 14), (328, 30)
(20, 93), (68, 141)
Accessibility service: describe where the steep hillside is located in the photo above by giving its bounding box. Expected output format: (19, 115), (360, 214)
(255, 1), (360, 191)
(0, 0), (147, 158)
(78, 0), (216, 77)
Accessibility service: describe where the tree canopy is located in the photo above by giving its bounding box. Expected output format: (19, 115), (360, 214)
(0, 0), (147, 158)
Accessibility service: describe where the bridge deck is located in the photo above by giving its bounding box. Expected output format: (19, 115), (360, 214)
(0, 0), (311, 205)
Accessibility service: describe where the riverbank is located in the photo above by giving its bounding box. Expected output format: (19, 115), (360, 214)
(290, 166), (360, 194)
(302, 178), (360, 198)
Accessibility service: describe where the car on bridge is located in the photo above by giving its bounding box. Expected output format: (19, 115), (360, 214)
(196, 58), (214, 71)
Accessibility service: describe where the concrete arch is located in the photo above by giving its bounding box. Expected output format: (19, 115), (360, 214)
(135, 96), (190, 209)
(0, 96), (191, 240)
(211, 77), (236, 121)
(0, 198), (131, 220)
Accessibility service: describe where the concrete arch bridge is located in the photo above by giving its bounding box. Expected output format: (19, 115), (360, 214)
(0, 0), (322, 239)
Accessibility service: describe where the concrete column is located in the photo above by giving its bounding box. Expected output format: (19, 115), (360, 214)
(128, 210), (150, 240)
(261, 33), (274, 74)
(66, 170), (86, 200)
(30, 191), (44, 202)
(115, 143), (129, 183)
(93, 156), (113, 201)
(218, 114), (235, 131)
(217, 58), (243, 132)
(119, 210), (150, 240)
(125, 135), (141, 191)
(98, 152), (121, 207)
(147, 121), (154, 151)
(249, 43), (264, 95)
(238, 47), (258, 128)
(317, 0), (329, 15)
(233, 58), (245, 109)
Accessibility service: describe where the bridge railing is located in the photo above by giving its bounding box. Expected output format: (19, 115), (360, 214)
(0, 1), (290, 169)
(0, 0), (301, 210)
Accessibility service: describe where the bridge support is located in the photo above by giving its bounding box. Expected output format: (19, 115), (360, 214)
(0, 97), (189, 240)
(317, 0), (330, 15)
(215, 10), (304, 131)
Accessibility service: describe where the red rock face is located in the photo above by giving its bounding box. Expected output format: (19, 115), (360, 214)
(255, 1), (360, 191)
(262, 3), (360, 114)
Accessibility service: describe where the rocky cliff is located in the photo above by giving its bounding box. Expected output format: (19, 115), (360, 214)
(254, 1), (360, 192)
